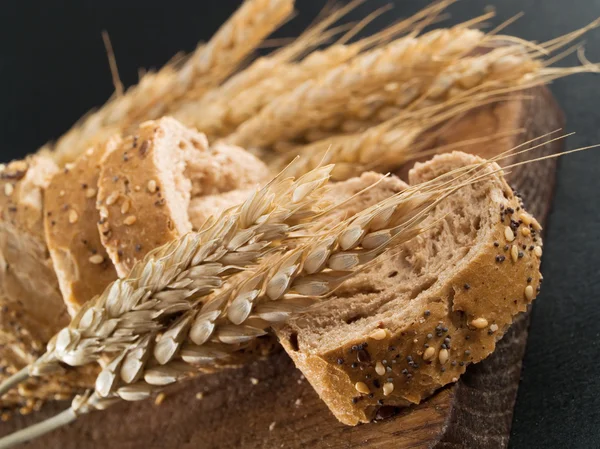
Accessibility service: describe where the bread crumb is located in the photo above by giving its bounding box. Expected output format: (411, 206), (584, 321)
(1, 412), (11, 422)
(269, 422), (276, 431)
(4, 183), (13, 196)
(250, 377), (259, 385)
(195, 392), (204, 400)
(294, 398), (302, 407)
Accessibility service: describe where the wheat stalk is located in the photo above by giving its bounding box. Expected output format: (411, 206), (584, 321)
(44, 0), (294, 166)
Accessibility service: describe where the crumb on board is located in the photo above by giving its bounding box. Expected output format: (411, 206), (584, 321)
(269, 422), (276, 431)
(294, 398), (302, 407)
(250, 377), (259, 385)
(195, 392), (204, 400)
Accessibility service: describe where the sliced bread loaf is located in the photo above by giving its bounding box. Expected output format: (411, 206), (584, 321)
(275, 151), (543, 425)
(44, 139), (121, 315)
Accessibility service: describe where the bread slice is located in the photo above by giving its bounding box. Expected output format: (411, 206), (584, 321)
(96, 117), (269, 277)
(0, 156), (69, 338)
(44, 139), (121, 315)
(96, 118), (203, 277)
(276, 152), (543, 425)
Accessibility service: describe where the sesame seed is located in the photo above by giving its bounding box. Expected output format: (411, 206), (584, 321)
(427, 333), (433, 339)
(511, 245), (519, 263)
(89, 255), (104, 265)
(369, 328), (387, 340)
(68, 209), (79, 224)
(471, 317), (489, 329)
(105, 191), (120, 206)
(464, 283), (470, 290)
(121, 199), (131, 214)
(337, 358), (344, 365)
(423, 347), (436, 361)
(375, 361), (386, 376)
(355, 382), (370, 394)
(519, 212), (532, 225)
(521, 227), (531, 237)
(123, 215), (137, 226)
(496, 255), (506, 263)
(147, 180), (157, 193)
(534, 246), (543, 257)
(382, 382), (394, 396)
(504, 226), (515, 242)
(4, 183), (13, 196)
(438, 348), (449, 365)
(493, 242), (499, 247)
(524, 285), (534, 300)
(85, 188), (97, 198)
(99, 206), (109, 219)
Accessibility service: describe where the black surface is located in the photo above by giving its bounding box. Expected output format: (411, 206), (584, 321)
(1, 1), (599, 448)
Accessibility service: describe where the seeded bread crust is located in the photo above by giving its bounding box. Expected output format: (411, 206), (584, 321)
(44, 140), (120, 315)
(276, 152), (543, 425)
(96, 118), (204, 277)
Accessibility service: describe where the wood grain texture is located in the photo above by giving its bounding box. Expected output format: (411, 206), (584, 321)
(0, 87), (564, 449)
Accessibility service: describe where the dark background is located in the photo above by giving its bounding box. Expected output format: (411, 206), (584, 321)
(1, 1), (599, 447)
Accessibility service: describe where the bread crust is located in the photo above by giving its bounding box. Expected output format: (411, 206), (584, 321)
(44, 140), (120, 315)
(277, 152), (543, 425)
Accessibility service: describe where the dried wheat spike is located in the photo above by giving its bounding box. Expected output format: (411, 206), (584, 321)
(269, 92), (514, 180)
(174, 0), (454, 141)
(226, 23), (486, 150)
(29, 163), (333, 375)
(96, 160), (494, 402)
(44, 0), (294, 166)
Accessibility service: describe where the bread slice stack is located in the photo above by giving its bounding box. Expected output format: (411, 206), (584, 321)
(0, 117), (269, 408)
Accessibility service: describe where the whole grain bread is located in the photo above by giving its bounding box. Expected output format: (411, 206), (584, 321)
(44, 139), (121, 315)
(276, 152), (543, 425)
(0, 156), (68, 340)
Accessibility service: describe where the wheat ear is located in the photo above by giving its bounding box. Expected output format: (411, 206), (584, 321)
(175, 0), (455, 141)
(44, 0), (294, 166)
(225, 20), (489, 150)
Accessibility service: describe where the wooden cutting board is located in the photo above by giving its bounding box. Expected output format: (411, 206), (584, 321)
(1, 87), (564, 449)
